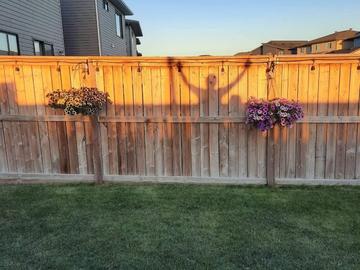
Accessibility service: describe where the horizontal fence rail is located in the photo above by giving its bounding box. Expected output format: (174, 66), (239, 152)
(0, 55), (359, 185)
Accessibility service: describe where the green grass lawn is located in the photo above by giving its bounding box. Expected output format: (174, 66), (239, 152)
(1, 184), (360, 269)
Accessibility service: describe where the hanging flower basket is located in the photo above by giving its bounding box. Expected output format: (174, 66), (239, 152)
(246, 97), (304, 131)
(246, 98), (274, 132)
(271, 98), (304, 128)
(47, 87), (111, 116)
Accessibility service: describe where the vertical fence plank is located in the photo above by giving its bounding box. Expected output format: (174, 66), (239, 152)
(238, 65), (248, 178)
(171, 66), (182, 175)
(247, 65), (258, 178)
(41, 65), (61, 173)
(306, 64), (319, 178)
(257, 64), (267, 179)
(113, 66), (127, 175)
(315, 65), (330, 178)
(83, 62), (97, 174)
(4, 65), (24, 173)
(190, 66), (201, 177)
(279, 64), (289, 178)
(161, 66), (174, 176)
(143, 67), (155, 176)
(335, 64), (351, 179)
(123, 65), (137, 175)
(228, 65), (240, 177)
(91, 116), (103, 184)
(133, 67), (146, 175)
(325, 64), (340, 179)
(295, 64), (309, 178)
(345, 64), (360, 179)
(180, 66), (192, 176)
(95, 65), (110, 175)
(0, 65), (9, 172)
(286, 64), (298, 178)
(104, 66), (119, 175)
(71, 65), (88, 175)
(60, 65), (79, 174)
(13, 66), (31, 173)
(152, 67), (164, 176)
(219, 65), (229, 177)
(199, 66), (209, 177)
(208, 66), (219, 177)
(266, 59), (278, 186)
(33, 66), (53, 173)
(273, 64), (282, 179)
(50, 65), (69, 173)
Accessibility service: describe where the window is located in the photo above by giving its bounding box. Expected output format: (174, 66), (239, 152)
(355, 38), (360, 48)
(115, 13), (123, 38)
(103, 0), (109, 11)
(33, 40), (54, 56)
(0, 31), (19, 55)
(327, 42), (332, 49)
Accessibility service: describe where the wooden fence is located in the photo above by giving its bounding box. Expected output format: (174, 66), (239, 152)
(0, 55), (359, 185)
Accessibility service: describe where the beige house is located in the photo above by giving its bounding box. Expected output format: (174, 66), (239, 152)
(235, 41), (306, 56)
(293, 29), (359, 54)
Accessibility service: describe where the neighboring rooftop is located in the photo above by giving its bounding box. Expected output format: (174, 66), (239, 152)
(110, 0), (133, 15)
(294, 29), (359, 48)
(126, 19), (143, 37)
(344, 32), (360, 41)
(234, 40), (306, 56)
(262, 40), (308, 50)
(327, 47), (360, 54)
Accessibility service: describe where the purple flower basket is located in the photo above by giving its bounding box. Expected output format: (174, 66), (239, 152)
(246, 97), (304, 132)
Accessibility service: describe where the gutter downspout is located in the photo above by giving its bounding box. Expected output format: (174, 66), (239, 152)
(94, 0), (102, 56)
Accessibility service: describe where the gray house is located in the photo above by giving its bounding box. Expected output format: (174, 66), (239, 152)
(60, 0), (142, 56)
(126, 20), (143, 56)
(0, 0), (65, 56)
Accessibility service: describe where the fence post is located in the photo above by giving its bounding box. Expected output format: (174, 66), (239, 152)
(90, 115), (104, 184)
(266, 56), (277, 187)
(266, 130), (276, 186)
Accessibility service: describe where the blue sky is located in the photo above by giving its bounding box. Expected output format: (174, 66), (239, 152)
(127, 0), (360, 56)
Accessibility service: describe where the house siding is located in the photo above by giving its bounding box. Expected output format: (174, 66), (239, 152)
(96, 0), (128, 56)
(0, 0), (65, 55)
(60, 0), (100, 56)
(310, 41), (338, 54)
(125, 26), (137, 56)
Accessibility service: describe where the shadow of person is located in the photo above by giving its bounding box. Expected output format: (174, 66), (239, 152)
(176, 59), (252, 106)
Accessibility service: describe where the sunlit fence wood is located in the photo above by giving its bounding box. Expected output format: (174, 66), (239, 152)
(0, 55), (359, 185)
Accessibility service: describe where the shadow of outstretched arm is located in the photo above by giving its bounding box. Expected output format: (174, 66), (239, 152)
(177, 59), (252, 95)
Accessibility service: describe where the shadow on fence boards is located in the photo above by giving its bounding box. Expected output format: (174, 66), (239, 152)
(0, 55), (359, 185)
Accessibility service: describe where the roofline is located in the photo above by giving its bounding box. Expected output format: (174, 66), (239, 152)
(262, 41), (307, 50)
(344, 34), (360, 41)
(293, 30), (360, 48)
(109, 0), (133, 15)
(126, 19), (143, 37)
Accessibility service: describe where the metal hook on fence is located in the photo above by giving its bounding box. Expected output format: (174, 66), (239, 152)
(85, 59), (90, 75)
(14, 61), (20, 72)
(56, 62), (61, 72)
(266, 58), (276, 79)
(311, 60), (316, 71)
(177, 62), (182, 73)
(137, 62), (142, 72)
(221, 61), (225, 73)
(95, 62), (100, 72)
(357, 59), (360, 70)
